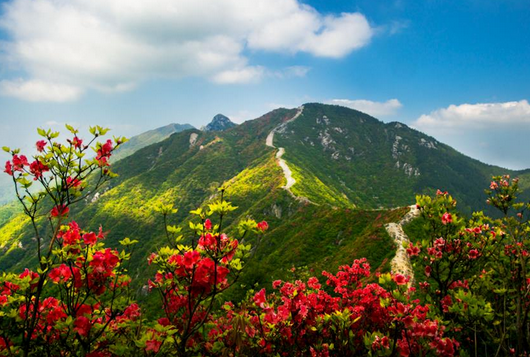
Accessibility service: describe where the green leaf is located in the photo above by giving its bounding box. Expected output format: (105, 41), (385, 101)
(119, 237), (139, 246)
(65, 124), (78, 134)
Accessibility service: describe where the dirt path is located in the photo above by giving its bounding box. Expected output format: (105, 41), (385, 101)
(385, 205), (420, 283)
(266, 107), (311, 203)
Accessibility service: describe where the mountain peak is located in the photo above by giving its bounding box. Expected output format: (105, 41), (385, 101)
(203, 114), (236, 132)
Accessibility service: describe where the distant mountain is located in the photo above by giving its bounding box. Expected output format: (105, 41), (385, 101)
(0, 175), (14, 206)
(1, 103), (528, 301)
(112, 123), (194, 161)
(203, 114), (236, 132)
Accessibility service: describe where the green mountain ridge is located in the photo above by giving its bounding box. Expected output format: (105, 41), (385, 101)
(0, 103), (528, 301)
(112, 122), (195, 161)
(276, 103), (529, 213)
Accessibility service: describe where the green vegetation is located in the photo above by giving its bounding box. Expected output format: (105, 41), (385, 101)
(112, 123), (194, 161)
(275, 103), (529, 213)
(0, 103), (529, 304)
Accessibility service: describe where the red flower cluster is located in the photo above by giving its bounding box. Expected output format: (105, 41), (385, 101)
(206, 259), (456, 356)
(29, 160), (49, 180)
(257, 221), (269, 231)
(4, 154), (29, 175)
(36, 140), (47, 152)
(51, 204), (70, 218)
(96, 140), (113, 166)
(441, 212), (452, 225)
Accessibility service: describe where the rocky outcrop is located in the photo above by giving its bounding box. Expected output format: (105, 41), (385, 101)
(203, 114), (237, 132)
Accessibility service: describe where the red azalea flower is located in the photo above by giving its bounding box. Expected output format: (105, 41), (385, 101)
(61, 223), (81, 245)
(96, 140), (113, 167)
(49, 264), (72, 283)
(182, 250), (200, 269)
(72, 136), (83, 149)
(66, 176), (82, 188)
(425, 266), (432, 277)
(204, 219), (212, 231)
(51, 205), (69, 218)
(406, 243), (421, 257)
(157, 317), (170, 326)
(441, 212), (452, 225)
(393, 274), (407, 285)
(257, 221), (269, 232)
(145, 339), (162, 353)
(19, 269), (39, 289)
(29, 160), (49, 180)
(12, 155), (28, 171)
(468, 249), (479, 260)
(74, 316), (92, 337)
(253, 288), (267, 307)
(82, 232), (97, 245)
(36, 140), (47, 152)
(147, 253), (158, 265)
(90, 248), (120, 274)
(4, 161), (13, 176)
(307, 276), (321, 290)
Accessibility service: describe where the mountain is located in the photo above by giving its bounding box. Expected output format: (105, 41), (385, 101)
(273, 104), (529, 213)
(0, 103), (528, 301)
(0, 174), (14, 206)
(203, 114), (237, 131)
(112, 123), (194, 161)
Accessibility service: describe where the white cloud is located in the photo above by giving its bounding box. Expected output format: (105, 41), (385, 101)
(248, 12), (372, 58)
(328, 98), (402, 117)
(413, 100), (530, 131)
(0, 79), (83, 102)
(0, 0), (374, 101)
(211, 66), (265, 84)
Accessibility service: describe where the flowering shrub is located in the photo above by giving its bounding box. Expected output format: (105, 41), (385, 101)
(1, 126), (138, 356)
(0, 222), (140, 356)
(204, 259), (456, 357)
(411, 175), (530, 355)
(2, 125), (530, 356)
(142, 198), (267, 355)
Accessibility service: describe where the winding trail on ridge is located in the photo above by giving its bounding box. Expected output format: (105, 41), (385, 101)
(266, 106), (312, 204)
(385, 205), (420, 283)
(266, 107), (419, 277)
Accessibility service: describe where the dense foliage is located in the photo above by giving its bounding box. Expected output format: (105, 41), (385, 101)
(1, 126), (530, 356)
(2, 103), (529, 280)
(409, 176), (530, 355)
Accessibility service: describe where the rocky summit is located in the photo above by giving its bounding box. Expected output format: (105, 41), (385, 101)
(203, 114), (237, 131)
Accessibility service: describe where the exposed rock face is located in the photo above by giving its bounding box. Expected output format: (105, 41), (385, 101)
(189, 133), (198, 147)
(203, 114), (237, 132)
(419, 138), (437, 149)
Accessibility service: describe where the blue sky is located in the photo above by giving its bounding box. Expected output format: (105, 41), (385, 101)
(0, 0), (529, 169)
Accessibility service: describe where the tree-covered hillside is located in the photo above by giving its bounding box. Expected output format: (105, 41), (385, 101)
(276, 103), (529, 213)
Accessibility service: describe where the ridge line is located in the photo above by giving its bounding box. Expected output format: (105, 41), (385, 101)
(265, 106), (313, 204)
